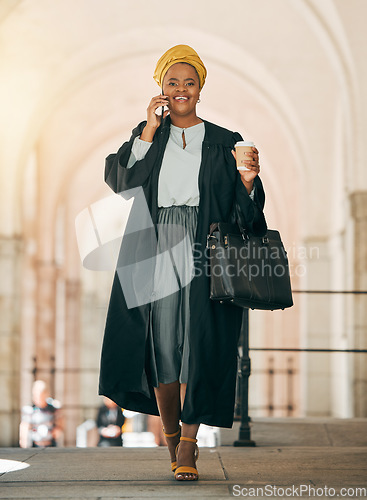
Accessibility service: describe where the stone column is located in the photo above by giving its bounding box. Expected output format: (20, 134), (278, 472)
(62, 278), (81, 446)
(20, 238), (37, 420)
(0, 235), (22, 446)
(300, 238), (331, 416)
(328, 230), (351, 417)
(20, 150), (38, 421)
(34, 260), (57, 393)
(350, 191), (367, 417)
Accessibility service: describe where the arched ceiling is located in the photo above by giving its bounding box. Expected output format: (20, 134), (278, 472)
(0, 0), (365, 262)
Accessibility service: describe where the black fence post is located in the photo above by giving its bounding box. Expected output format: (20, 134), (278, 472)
(234, 308), (256, 447)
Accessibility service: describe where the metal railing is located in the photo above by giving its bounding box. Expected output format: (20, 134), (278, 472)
(250, 356), (296, 416)
(27, 289), (367, 447)
(234, 289), (367, 447)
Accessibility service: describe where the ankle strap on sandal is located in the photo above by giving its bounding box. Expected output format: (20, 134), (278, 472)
(180, 436), (197, 444)
(163, 426), (181, 438)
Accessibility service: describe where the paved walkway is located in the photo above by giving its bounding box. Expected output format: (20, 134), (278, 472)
(1, 418), (366, 499)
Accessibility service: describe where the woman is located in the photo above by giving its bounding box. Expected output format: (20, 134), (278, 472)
(99, 45), (267, 481)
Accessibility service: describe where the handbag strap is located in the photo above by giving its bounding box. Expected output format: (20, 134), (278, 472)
(233, 202), (249, 240)
(234, 202), (269, 244)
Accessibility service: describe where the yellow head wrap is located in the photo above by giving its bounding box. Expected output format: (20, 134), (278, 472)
(153, 44), (207, 90)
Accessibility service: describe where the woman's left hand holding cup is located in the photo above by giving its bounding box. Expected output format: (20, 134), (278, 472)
(231, 147), (260, 194)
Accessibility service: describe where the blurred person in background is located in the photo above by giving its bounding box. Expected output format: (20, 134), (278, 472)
(96, 397), (125, 447)
(19, 380), (63, 448)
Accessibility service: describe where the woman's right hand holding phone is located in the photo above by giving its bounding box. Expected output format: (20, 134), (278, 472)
(140, 95), (169, 142)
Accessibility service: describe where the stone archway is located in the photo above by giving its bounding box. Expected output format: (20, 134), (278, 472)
(1, 0), (366, 446)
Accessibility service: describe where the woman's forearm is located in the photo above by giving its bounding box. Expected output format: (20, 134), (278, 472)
(140, 124), (158, 143)
(241, 178), (254, 194)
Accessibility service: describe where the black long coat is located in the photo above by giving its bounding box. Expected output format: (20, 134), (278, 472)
(99, 115), (267, 428)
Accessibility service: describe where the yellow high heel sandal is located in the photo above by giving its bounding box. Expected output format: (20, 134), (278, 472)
(174, 436), (199, 481)
(163, 427), (181, 472)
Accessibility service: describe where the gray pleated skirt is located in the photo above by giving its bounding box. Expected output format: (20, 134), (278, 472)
(150, 205), (198, 386)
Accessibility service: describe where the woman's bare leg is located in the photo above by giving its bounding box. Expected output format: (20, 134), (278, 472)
(154, 381), (181, 463)
(176, 383), (200, 480)
(154, 381), (200, 478)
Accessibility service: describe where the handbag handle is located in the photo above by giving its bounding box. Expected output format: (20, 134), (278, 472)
(233, 202), (269, 244)
(233, 202), (249, 240)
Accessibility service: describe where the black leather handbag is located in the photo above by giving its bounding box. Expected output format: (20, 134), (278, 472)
(207, 216), (293, 311)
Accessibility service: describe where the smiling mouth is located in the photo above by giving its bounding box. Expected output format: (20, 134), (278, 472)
(174, 96), (189, 102)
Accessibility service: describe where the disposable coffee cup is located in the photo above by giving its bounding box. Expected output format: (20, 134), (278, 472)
(235, 141), (255, 171)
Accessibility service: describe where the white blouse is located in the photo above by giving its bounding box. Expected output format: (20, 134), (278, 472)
(126, 121), (255, 206)
(127, 122), (204, 207)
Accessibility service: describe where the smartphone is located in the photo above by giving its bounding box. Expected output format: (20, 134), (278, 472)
(161, 90), (166, 120)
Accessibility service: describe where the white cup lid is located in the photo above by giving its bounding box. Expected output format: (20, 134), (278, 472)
(235, 141), (255, 147)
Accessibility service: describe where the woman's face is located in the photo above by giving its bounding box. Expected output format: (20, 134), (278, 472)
(162, 63), (200, 119)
